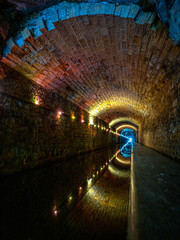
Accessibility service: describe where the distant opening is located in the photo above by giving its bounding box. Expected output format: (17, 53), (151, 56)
(119, 128), (136, 158)
(120, 128), (136, 142)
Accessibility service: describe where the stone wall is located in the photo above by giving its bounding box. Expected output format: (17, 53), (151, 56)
(141, 79), (180, 161)
(0, 66), (114, 173)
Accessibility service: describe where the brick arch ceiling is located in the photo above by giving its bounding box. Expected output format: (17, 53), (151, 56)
(1, 2), (180, 124)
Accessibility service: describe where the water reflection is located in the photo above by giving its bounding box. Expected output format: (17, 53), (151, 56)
(0, 147), (116, 240)
(120, 144), (132, 158)
(65, 148), (130, 240)
(0, 145), (131, 240)
(119, 135), (133, 158)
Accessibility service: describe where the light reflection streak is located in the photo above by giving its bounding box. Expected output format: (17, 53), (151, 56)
(86, 186), (117, 208)
(108, 165), (129, 178)
(115, 156), (130, 165)
(52, 205), (58, 216)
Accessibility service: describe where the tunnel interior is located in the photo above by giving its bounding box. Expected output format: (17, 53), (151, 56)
(0, 1), (179, 169)
(0, 0), (180, 239)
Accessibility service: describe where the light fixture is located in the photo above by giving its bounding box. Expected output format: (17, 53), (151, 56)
(87, 178), (92, 182)
(53, 205), (58, 216)
(89, 116), (94, 125)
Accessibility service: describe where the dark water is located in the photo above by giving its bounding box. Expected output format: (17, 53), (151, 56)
(0, 146), (130, 240)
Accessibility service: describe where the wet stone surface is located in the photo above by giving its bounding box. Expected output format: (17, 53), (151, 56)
(0, 146), (130, 240)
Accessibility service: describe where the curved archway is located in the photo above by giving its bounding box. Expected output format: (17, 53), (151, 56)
(116, 123), (139, 142)
(0, 1), (179, 162)
(1, 2), (179, 125)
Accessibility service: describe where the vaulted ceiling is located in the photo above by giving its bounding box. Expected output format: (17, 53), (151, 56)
(0, 1), (180, 128)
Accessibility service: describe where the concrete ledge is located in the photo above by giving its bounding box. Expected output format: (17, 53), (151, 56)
(128, 143), (180, 240)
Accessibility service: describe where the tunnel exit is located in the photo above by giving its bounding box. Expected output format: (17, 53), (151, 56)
(119, 128), (136, 158)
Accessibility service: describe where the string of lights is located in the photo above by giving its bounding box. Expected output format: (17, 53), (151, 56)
(32, 96), (121, 134)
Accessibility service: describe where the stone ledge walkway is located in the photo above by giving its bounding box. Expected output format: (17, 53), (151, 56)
(129, 143), (180, 240)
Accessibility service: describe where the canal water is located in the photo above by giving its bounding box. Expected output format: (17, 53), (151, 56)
(0, 145), (130, 240)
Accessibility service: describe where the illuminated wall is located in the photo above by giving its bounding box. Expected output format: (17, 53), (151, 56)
(0, 68), (115, 172)
(0, 0), (179, 169)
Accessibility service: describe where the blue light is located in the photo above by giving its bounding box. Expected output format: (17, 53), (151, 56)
(120, 138), (132, 152)
(119, 128), (136, 157)
(120, 128), (136, 143)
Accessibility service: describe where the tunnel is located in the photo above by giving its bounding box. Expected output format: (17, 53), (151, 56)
(0, 1), (180, 240)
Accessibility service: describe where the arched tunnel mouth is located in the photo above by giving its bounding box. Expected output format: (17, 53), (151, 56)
(119, 128), (136, 158)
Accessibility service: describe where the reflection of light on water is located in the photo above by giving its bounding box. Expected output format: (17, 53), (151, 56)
(85, 186), (127, 218)
(52, 205), (58, 216)
(87, 178), (92, 188)
(115, 156), (130, 165)
(86, 186), (117, 208)
(68, 196), (72, 203)
(108, 165), (129, 178)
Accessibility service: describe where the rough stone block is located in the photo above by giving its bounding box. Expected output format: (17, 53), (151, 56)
(15, 33), (25, 47)
(120, 5), (131, 18)
(128, 4), (140, 18)
(43, 18), (55, 31)
(92, 3), (104, 15)
(135, 11), (151, 24)
(58, 1), (69, 20)
(169, 0), (180, 44)
(27, 17), (44, 38)
(31, 27), (42, 38)
(48, 7), (59, 23)
(114, 5), (122, 16)
(79, 3), (89, 16)
(103, 3), (115, 15)
(101, 2), (116, 14)
(87, 4), (98, 16)
(146, 12), (156, 24)
(21, 28), (31, 40)
(6, 38), (15, 49)
(36, 17), (45, 30)
(57, 8), (67, 21)
(72, 4), (80, 18)
(3, 45), (11, 57)
(156, 0), (168, 23)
